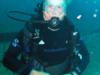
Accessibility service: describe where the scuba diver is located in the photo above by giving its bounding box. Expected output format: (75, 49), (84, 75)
(2, 0), (89, 75)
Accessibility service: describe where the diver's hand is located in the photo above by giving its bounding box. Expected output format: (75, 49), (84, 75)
(29, 70), (50, 75)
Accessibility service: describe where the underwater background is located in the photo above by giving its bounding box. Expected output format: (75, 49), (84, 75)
(0, 0), (100, 75)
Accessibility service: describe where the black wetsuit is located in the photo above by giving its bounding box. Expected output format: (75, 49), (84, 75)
(2, 16), (89, 75)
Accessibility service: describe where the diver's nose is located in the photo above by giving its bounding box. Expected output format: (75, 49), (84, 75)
(53, 12), (57, 15)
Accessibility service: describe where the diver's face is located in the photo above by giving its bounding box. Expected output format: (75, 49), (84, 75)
(43, 4), (65, 21)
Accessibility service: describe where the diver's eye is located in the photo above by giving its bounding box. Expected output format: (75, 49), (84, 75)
(48, 5), (53, 9)
(57, 6), (62, 10)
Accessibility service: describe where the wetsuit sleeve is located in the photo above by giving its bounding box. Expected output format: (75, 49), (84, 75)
(2, 31), (27, 74)
(70, 32), (90, 75)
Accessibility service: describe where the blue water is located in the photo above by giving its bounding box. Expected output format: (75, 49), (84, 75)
(0, 0), (100, 75)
